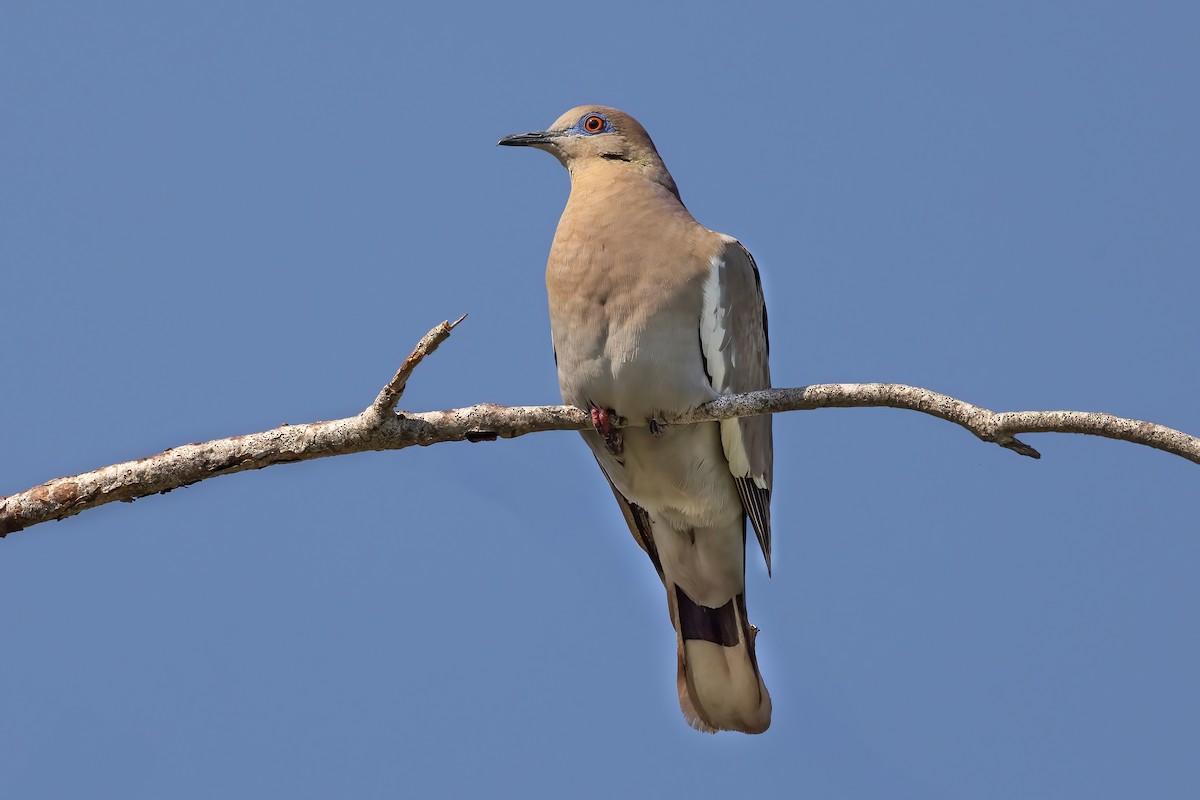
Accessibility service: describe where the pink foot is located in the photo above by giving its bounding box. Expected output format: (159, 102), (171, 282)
(589, 403), (623, 456)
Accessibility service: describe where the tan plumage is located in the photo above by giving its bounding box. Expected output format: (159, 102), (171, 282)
(501, 106), (773, 734)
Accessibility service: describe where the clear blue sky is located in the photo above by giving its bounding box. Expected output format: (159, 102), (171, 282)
(3, 2), (1198, 797)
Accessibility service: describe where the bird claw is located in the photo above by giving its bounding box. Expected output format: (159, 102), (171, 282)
(589, 403), (624, 456)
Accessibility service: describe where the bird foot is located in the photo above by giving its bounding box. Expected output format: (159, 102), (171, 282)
(589, 403), (624, 456)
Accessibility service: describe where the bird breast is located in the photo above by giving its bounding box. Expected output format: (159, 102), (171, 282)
(545, 191), (720, 422)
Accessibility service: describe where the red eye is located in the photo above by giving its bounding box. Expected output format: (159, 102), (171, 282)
(583, 115), (605, 133)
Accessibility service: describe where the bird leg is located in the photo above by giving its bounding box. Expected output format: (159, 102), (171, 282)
(589, 402), (624, 456)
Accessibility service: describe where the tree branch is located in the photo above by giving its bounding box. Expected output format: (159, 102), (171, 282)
(3, 320), (1196, 537)
(370, 313), (467, 419)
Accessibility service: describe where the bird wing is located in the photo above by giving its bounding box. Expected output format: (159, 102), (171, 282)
(699, 236), (774, 573)
(595, 456), (665, 582)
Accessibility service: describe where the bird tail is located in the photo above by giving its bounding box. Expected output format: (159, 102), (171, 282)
(668, 582), (771, 734)
(598, 466), (770, 732)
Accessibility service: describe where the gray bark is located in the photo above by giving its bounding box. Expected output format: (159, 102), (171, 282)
(3, 320), (1196, 537)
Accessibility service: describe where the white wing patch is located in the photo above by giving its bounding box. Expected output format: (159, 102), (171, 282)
(700, 257), (731, 390)
(700, 257), (765, 489)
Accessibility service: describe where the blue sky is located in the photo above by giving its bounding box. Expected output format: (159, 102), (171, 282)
(2, 2), (1198, 797)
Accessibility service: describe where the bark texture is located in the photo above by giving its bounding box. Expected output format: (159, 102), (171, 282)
(3, 321), (1196, 537)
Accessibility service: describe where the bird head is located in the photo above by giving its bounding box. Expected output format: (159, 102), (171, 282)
(499, 105), (679, 198)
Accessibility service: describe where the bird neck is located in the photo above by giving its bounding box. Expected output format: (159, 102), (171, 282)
(566, 158), (684, 208)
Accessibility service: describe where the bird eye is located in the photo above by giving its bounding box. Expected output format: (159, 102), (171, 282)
(582, 115), (606, 133)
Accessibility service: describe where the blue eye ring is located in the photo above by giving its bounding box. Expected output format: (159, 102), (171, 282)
(577, 113), (611, 134)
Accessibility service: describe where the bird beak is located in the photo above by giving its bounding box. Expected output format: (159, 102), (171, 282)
(498, 130), (561, 147)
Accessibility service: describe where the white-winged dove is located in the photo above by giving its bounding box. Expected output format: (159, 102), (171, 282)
(501, 106), (773, 734)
